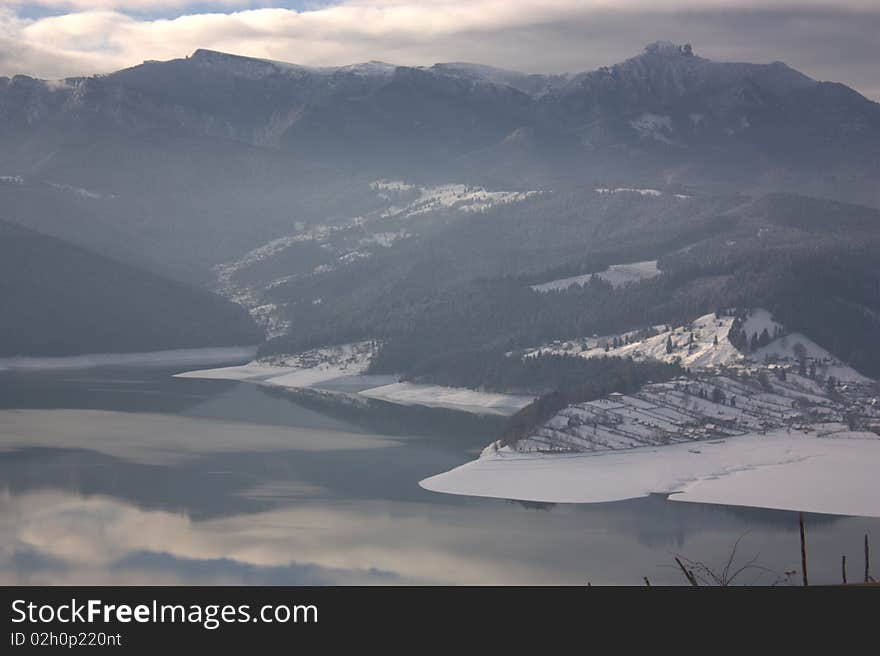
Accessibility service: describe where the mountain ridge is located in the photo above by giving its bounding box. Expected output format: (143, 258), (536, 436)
(1, 40), (879, 291)
(3, 42), (877, 162)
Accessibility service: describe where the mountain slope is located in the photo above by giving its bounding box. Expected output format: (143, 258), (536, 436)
(256, 190), (880, 381)
(0, 220), (262, 357)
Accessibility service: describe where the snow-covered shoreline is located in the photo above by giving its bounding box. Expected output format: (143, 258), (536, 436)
(420, 429), (880, 517)
(359, 382), (533, 416)
(176, 342), (531, 417)
(0, 345), (258, 371)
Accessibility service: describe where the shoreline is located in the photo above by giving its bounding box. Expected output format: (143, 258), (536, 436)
(0, 345), (258, 371)
(176, 346), (533, 417)
(419, 429), (880, 517)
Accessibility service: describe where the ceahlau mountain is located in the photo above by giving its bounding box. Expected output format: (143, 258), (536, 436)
(3, 41), (878, 197)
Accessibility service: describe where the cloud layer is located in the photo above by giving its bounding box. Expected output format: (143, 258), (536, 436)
(1, 1), (878, 100)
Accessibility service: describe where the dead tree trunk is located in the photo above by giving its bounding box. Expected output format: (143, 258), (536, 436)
(675, 557), (698, 586)
(799, 512), (808, 587)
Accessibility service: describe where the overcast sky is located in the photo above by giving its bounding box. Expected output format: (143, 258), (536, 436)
(1, 1), (878, 100)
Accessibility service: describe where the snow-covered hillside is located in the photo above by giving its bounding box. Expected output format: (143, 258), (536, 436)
(630, 113), (680, 145)
(526, 311), (736, 368)
(524, 308), (866, 381)
(214, 179), (542, 337)
(373, 180), (541, 219)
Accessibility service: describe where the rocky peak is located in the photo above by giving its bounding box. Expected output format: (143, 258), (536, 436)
(641, 41), (696, 58)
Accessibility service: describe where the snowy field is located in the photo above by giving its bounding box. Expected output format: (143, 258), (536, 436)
(420, 430), (880, 517)
(531, 259), (660, 292)
(594, 187), (690, 199)
(0, 346), (257, 371)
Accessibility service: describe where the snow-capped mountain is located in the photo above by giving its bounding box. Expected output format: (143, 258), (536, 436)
(2, 41), (878, 197)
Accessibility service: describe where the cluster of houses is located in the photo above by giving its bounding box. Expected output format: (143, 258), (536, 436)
(517, 361), (879, 454)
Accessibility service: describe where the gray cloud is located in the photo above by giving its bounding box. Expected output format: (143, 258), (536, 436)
(0, 2), (877, 100)
(3, 1), (258, 9)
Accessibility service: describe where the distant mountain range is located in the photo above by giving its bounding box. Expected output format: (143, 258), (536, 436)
(2, 42), (879, 360)
(2, 41), (879, 195)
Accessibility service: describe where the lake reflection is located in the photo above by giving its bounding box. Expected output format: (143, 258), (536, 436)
(0, 367), (877, 585)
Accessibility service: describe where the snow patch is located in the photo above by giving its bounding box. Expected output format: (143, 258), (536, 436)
(380, 183), (541, 219)
(336, 61), (397, 77)
(359, 231), (408, 248)
(531, 260), (660, 292)
(741, 308), (783, 341)
(178, 342), (531, 416)
(597, 260), (661, 288)
(630, 113), (678, 144)
(176, 342), (375, 389)
(46, 182), (104, 199)
(358, 382), (533, 417)
(370, 179), (417, 194)
(595, 187), (690, 199)
(596, 187), (662, 197)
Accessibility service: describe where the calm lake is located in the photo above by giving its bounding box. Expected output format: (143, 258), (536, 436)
(1, 363), (876, 585)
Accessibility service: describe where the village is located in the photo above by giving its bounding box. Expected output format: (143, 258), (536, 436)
(517, 358), (880, 454)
